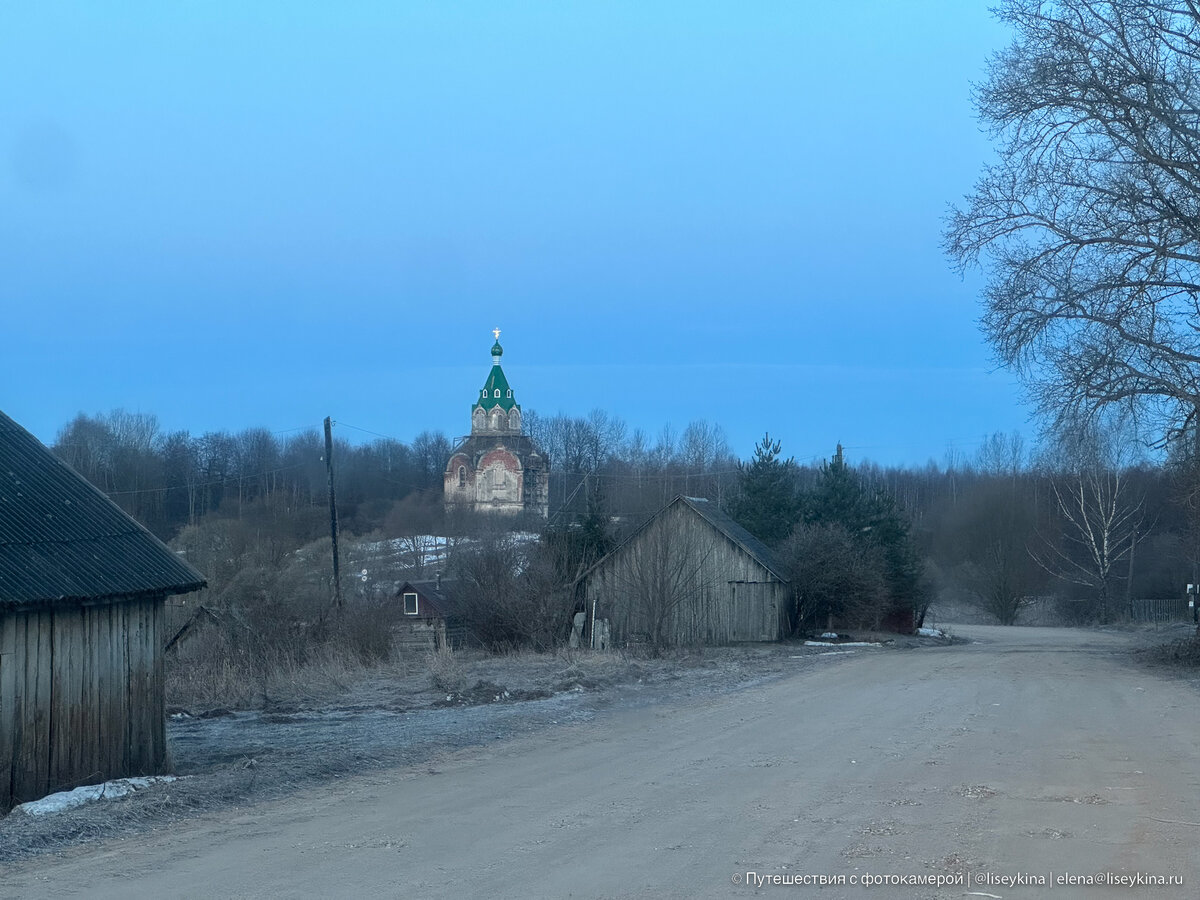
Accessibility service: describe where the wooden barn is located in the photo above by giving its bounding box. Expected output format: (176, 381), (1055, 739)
(395, 577), (468, 650)
(0, 410), (206, 814)
(580, 496), (791, 648)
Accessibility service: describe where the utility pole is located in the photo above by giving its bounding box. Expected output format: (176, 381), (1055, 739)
(324, 416), (343, 612)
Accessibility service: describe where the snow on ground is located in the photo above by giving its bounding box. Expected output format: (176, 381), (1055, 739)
(802, 640), (883, 648)
(11, 777), (182, 817)
(917, 626), (947, 638)
(350, 532), (543, 590)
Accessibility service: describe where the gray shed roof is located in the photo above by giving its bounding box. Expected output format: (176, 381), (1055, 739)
(0, 409), (207, 607)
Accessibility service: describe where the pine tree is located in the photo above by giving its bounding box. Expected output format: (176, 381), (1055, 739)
(727, 433), (800, 546)
(802, 445), (923, 628)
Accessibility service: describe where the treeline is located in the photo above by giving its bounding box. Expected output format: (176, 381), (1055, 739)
(50, 408), (1200, 627)
(50, 409), (745, 542)
(52, 410), (452, 540)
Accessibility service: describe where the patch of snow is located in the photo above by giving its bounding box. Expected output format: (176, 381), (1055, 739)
(803, 641), (882, 648)
(12, 776), (181, 817)
(917, 626), (946, 638)
(820, 632), (840, 640)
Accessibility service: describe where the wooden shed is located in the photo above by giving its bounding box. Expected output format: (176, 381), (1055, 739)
(395, 578), (468, 650)
(580, 495), (791, 648)
(0, 410), (206, 814)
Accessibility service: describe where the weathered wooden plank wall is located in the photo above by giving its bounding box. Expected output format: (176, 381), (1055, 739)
(1, 596), (168, 814)
(586, 503), (789, 647)
(149, 600), (165, 772)
(23, 611), (51, 802)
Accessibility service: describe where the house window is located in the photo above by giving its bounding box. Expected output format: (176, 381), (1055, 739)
(403, 592), (418, 615)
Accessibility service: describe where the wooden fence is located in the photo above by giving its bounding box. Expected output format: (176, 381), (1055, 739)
(1127, 597), (1192, 624)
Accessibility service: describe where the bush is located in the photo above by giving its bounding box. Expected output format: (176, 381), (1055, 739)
(777, 523), (887, 633)
(449, 532), (574, 652)
(166, 522), (405, 710)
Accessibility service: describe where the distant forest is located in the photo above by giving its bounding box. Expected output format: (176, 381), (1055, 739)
(50, 408), (1200, 625)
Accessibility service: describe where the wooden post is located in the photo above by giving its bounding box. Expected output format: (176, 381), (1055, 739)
(324, 417), (343, 612)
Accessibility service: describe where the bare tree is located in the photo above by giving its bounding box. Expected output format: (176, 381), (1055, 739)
(1037, 468), (1145, 622)
(946, 1), (1200, 450)
(975, 430), (1027, 479)
(927, 438), (1046, 625)
(411, 430), (452, 491)
(941, 478), (1046, 625)
(449, 533), (572, 651)
(54, 409), (164, 529)
(605, 517), (716, 651)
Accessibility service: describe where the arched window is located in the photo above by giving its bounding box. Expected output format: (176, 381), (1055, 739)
(506, 389), (512, 398)
(494, 389), (500, 398)
(482, 389), (487, 398)
(458, 465), (466, 487)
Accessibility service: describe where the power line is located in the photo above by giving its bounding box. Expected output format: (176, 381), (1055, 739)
(336, 421), (406, 442)
(103, 462), (310, 497)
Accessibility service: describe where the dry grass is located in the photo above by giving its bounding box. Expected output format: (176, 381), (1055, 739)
(167, 641), (370, 710)
(166, 600), (406, 711)
(1142, 634), (1200, 668)
(426, 644), (467, 694)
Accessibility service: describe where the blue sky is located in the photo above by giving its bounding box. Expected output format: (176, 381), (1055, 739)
(1, 2), (1023, 467)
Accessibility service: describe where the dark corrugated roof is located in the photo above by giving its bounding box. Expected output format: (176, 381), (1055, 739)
(0, 409), (206, 607)
(677, 496), (787, 581)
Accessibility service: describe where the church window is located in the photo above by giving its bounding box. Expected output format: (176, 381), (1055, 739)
(506, 390), (512, 398)
(494, 389), (500, 398)
(458, 466), (466, 487)
(482, 389), (487, 398)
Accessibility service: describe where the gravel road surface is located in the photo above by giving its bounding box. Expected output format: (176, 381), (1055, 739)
(3, 624), (1198, 899)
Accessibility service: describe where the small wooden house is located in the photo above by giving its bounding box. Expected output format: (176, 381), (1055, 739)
(0, 410), (206, 814)
(395, 577), (468, 650)
(580, 496), (790, 647)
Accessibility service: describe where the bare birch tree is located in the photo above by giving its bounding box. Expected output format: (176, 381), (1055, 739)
(1037, 468), (1145, 622)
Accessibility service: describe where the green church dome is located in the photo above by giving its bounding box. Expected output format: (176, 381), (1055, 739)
(473, 330), (519, 413)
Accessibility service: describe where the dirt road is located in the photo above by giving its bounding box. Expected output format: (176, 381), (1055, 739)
(5, 625), (1199, 899)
